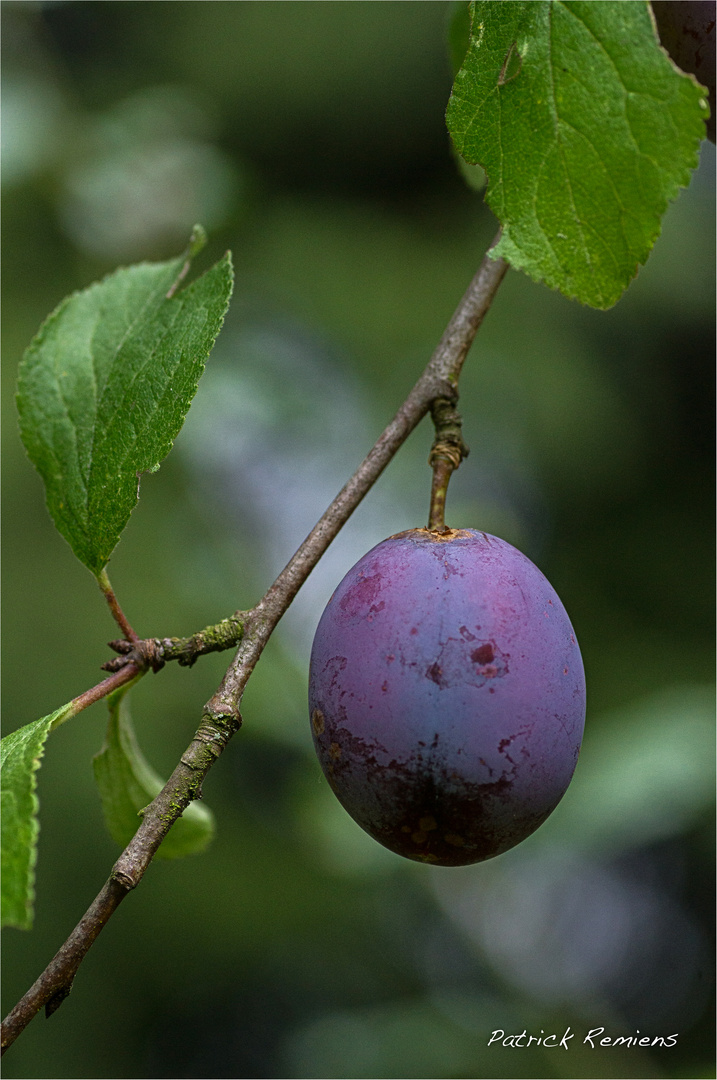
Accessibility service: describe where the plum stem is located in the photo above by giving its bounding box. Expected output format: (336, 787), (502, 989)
(427, 397), (469, 531)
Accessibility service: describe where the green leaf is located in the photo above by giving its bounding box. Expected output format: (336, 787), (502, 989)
(446, 1), (709, 308)
(17, 229), (234, 576)
(1, 702), (74, 929)
(93, 688), (214, 859)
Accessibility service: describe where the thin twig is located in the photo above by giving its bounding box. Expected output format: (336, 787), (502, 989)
(70, 665), (144, 717)
(1, 235), (508, 1053)
(102, 612), (246, 673)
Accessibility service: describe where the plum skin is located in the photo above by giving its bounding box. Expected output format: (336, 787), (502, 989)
(308, 528), (586, 866)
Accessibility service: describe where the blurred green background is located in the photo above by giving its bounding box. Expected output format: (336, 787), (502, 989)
(2, 3), (714, 1078)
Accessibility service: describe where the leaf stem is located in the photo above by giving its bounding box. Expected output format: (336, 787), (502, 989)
(1, 234), (508, 1053)
(69, 667), (144, 720)
(96, 570), (139, 644)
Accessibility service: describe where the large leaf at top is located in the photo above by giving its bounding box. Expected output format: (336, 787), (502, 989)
(1, 703), (74, 929)
(93, 688), (214, 859)
(446, 1), (709, 308)
(17, 230), (234, 575)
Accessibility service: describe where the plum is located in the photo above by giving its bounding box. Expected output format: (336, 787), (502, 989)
(308, 528), (585, 866)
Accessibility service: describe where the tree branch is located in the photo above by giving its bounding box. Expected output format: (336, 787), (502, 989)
(209, 233), (508, 718)
(1, 235), (508, 1053)
(1, 880), (129, 1044)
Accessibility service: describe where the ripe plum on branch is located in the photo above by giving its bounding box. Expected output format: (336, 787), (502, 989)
(309, 528), (586, 866)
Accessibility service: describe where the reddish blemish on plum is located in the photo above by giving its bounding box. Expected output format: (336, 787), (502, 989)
(339, 573), (382, 617)
(472, 643), (495, 664)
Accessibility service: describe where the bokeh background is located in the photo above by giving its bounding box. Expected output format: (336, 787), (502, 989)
(2, 3), (714, 1078)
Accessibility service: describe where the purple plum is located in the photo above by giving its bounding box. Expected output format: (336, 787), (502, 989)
(309, 528), (585, 866)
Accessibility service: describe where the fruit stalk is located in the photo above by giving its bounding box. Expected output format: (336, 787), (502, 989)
(427, 396), (469, 531)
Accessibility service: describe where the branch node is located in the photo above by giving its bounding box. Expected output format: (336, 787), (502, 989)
(111, 869), (138, 892)
(45, 985), (72, 1018)
(138, 638), (166, 673)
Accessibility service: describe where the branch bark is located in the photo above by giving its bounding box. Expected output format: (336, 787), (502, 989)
(102, 612), (247, 673)
(1, 235), (508, 1053)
